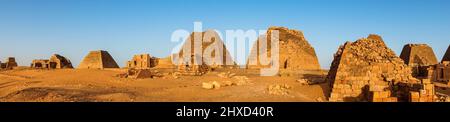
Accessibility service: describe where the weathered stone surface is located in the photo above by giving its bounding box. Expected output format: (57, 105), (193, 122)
(50, 54), (73, 68)
(217, 71), (236, 78)
(78, 50), (119, 69)
(31, 54), (73, 69)
(399, 44), (438, 77)
(233, 76), (252, 86)
(202, 81), (221, 90)
(327, 34), (419, 102)
(202, 82), (215, 89)
(0, 57), (18, 70)
(176, 30), (235, 68)
(177, 57), (210, 76)
(247, 27), (321, 72)
(426, 61), (450, 82)
(296, 79), (310, 86)
(267, 84), (292, 96)
(126, 54), (157, 69)
(174, 30), (236, 75)
(118, 69), (159, 79)
(31, 59), (49, 68)
(410, 79), (437, 102)
(370, 91), (398, 102)
(400, 44), (438, 66)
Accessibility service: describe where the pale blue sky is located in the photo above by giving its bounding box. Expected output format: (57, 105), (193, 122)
(0, 0), (449, 69)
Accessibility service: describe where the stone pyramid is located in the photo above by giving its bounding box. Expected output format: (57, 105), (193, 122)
(400, 44), (438, 66)
(327, 34), (418, 102)
(175, 30), (235, 68)
(78, 50), (119, 69)
(246, 27), (321, 71)
(50, 54), (73, 68)
(443, 45), (450, 62)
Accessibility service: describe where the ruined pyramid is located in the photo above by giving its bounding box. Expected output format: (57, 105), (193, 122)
(78, 50), (119, 69)
(175, 30), (235, 68)
(246, 27), (321, 71)
(327, 34), (418, 102)
(443, 45), (450, 62)
(400, 44), (438, 66)
(49, 54), (73, 68)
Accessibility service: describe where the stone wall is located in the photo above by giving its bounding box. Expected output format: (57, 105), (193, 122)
(426, 61), (450, 83)
(327, 34), (419, 102)
(31, 59), (49, 68)
(0, 57), (18, 70)
(127, 54), (157, 69)
(31, 54), (73, 69)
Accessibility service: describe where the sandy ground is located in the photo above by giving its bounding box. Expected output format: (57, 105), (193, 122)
(0, 68), (329, 102)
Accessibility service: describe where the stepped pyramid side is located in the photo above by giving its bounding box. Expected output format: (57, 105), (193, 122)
(78, 50), (119, 69)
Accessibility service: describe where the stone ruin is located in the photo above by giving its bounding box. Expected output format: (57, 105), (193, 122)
(31, 54), (73, 69)
(117, 68), (160, 79)
(400, 44), (438, 77)
(174, 30), (236, 75)
(327, 34), (426, 102)
(400, 44), (450, 85)
(31, 59), (49, 68)
(430, 45), (450, 84)
(78, 50), (119, 69)
(421, 61), (450, 84)
(0, 57), (18, 70)
(246, 27), (321, 76)
(176, 54), (210, 76)
(443, 45), (450, 62)
(126, 54), (157, 69)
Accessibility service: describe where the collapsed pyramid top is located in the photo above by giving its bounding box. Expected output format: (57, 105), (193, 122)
(49, 54), (73, 68)
(246, 26), (321, 70)
(400, 44), (438, 66)
(78, 50), (119, 69)
(327, 34), (417, 102)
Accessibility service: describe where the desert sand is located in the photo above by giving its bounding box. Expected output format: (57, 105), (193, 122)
(0, 67), (328, 102)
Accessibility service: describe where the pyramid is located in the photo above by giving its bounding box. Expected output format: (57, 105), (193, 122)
(246, 27), (321, 71)
(400, 44), (438, 66)
(443, 45), (450, 62)
(31, 54), (73, 69)
(175, 30), (235, 68)
(49, 54), (73, 68)
(327, 34), (419, 102)
(78, 50), (119, 69)
(0, 57), (18, 70)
